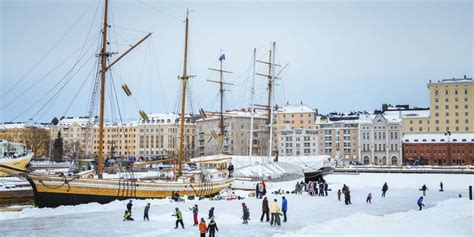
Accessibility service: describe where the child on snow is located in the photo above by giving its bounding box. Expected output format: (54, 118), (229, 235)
(337, 189), (341, 201)
(172, 207), (185, 229)
(190, 204), (199, 226)
(123, 210), (134, 221)
(366, 193), (372, 204)
(417, 196), (425, 210)
(199, 218), (207, 237)
(242, 202), (250, 224)
(143, 203), (150, 221)
(208, 207), (215, 220)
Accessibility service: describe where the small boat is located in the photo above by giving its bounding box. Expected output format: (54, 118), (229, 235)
(303, 166), (334, 182)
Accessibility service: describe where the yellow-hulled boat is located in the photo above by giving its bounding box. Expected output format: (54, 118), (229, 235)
(0, 153), (33, 177)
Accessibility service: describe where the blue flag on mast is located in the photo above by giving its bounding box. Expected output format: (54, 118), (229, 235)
(219, 54), (225, 61)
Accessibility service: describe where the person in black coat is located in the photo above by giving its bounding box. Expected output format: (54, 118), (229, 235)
(324, 182), (329, 196)
(208, 207), (215, 219)
(127, 200), (133, 213)
(260, 196), (270, 222)
(382, 182), (388, 197)
(207, 217), (219, 237)
(256, 182), (260, 199)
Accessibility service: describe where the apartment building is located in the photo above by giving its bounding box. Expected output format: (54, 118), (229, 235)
(137, 113), (196, 159)
(317, 113), (359, 161)
(272, 103), (317, 156)
(404, 76), (473, 134)
(279, 128), (319, 156)
(196, 110), (269, 157)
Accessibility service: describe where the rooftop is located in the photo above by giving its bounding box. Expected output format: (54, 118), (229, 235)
(402, 133), (474, 143)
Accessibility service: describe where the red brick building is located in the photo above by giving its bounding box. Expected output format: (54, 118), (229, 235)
(402, 134), (474, 166)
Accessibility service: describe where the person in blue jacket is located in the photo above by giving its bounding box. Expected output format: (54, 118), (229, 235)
(417, 196), (425, 210)
(281, 196), (288, 222)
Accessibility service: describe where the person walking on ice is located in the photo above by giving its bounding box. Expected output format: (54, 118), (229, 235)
(366, 193), (372, 204)
(208, 207), (215, 220)
(420, 184), (428, 196)
(270, 199), (281, 226)
(199, 218), (207, 237)
(172, 207), (185, 229)
(127, 200), (133, 213)
(242, 202), (250, 224)
(417, 196), (425, 210)
(337, 189), (341, 201)
(190, 204), (199, 226)
(382, 182), (388, 197)
(281, 196), (288, 222)
(143, 203), (150, 221)
(260, 196), (270, 222)
(207, 217), (219, 237)
(439, 182), (444, 192)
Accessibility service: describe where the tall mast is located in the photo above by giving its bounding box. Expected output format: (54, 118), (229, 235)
(177, 10), (190, 178)
(268, 42), (276, 159)
(208, 52), (232, 153)
(98, 0), (109, 179)
(248, 48), (256, 158)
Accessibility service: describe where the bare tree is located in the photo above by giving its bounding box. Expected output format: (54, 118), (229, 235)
(22, 127), (50, 159)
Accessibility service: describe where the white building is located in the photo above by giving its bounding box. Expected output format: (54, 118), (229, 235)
(358, 112), (403, 165)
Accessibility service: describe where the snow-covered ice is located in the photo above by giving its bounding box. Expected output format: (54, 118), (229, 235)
(0, 173), (472, 237)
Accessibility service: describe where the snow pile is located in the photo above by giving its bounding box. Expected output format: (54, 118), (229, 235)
(0, 198), (170, 221)
(275, 198), (473, 237)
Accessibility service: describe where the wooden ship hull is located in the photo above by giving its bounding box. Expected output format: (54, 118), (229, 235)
(27, 175), (233, 208)
(0, 153), (33, 177)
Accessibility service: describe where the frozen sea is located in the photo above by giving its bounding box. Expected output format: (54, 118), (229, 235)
(0, 173), (472, 237)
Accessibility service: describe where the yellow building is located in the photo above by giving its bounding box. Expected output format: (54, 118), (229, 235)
(0, 122), (50, 158)
(92, 122), (138, 159)
(404, 76), (473, 134)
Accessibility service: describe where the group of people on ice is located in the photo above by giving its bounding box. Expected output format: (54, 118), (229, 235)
(294, 179), (329, 196)
(173, 205), (219, 236)
(258, 196), (288, 226)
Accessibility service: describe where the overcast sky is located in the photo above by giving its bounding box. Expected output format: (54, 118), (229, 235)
(1, 0), (472, 123)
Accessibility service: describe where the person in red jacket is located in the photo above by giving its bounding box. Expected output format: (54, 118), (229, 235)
(199, 218), (207, 237)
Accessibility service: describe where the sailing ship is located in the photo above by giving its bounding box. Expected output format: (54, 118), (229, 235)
(1, 1), (233, 208)
(0, 140), (33, 177)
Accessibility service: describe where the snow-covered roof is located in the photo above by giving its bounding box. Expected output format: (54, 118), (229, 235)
(139, 113), (195, 125)
(402, 133), (474, 143)
(0, 122), (48, 130)
(57, 117), (95, 126)
(276, 104), (315, 114)
(429, 77), (473, 85)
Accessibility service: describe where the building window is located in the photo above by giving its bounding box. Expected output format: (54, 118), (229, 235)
(435, 113), (439, 117)
(435, 90), (438, 96)
(410, 120), (413, 125)
(465, 105), (469, 109)
(445, 89), (448, 95)
(419, 120), (422, 124)
(445, 105), (449, 109)
(465, 89), (468, 95)
(410, 127), (413, 132)
(435, 120), (439, 124)
(446, 112), (449, 116)
(455, 105), (459, 109)
(435, 98), (439, 103)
